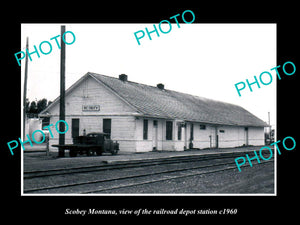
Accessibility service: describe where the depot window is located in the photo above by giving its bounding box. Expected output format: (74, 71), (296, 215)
(166, 121), (173, 140)
(200, 125), (206, 130)
(177, 124), (182, 140)
(143, 119), (148, 140)
(190, 123), (194, 141)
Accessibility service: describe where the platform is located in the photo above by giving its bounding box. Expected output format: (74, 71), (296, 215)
(23, 146), (267, 173)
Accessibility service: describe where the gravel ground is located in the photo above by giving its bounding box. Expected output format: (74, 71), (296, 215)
(24, 157), (274, 194)
(98, 161), (274, 194)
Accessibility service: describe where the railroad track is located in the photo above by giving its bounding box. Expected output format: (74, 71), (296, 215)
(24, 151), (261, 179)
(23, 150), (274, 194)
(83, 160), (274, 194)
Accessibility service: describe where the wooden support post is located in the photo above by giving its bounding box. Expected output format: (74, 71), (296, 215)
(23, 37), (29, 140)
(58, 25), (66, 157)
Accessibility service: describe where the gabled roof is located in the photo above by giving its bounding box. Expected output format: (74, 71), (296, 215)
(41, 72), (267, 127)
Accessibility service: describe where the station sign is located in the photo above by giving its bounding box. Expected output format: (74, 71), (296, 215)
(82, 105), (100, 111)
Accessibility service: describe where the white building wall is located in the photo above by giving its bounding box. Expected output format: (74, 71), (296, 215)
(135, 118), (186, 152)
(48, 115), (137, 152)
(47, 115), (265, 152)
(208, 126), (265, 148)
(192, 123), (215, 149)
(135, 118), (152, 152)
(217, 126), (240, 148)
(248, 127), (265, 146)
(133, 120), (266, 152)
(186, 124), (265, 149)
(45, 76), (139, 152)
(26, 118), (43, 142)
(111, 116), (136, 153)
(46, 76), (136, 116)
(44, 75), (266, 153)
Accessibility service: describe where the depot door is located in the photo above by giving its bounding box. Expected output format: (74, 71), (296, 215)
(211, 126), (218, 148)
(245, 127), (249, 146)
(103, 119), (111, 138)
(152, 120), (158, 150)
(72, 118), (79, 138)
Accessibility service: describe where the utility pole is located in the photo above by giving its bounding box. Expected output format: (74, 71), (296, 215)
(268, 112), (272, 144)
(23, 37), (29, 140)
(58, 25), (66, 157)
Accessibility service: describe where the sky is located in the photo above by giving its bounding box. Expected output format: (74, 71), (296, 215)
(20, 23), (276, 129)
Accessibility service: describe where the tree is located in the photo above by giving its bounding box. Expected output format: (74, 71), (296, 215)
(47, 100), (52, 107)
(25, 98), (30, 113)
(37, 98), (48, 113)
(26, 98), (51, 117)
(29, 101), (37, 114)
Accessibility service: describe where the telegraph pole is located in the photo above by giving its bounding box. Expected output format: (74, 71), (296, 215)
(58, 25), (66, 157)
(268, 112), (272, 144)
(23, 37), (29, 140)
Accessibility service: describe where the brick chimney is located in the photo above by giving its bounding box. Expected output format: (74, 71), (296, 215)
(119, 74), (128, 81)
(157, 83), (164, 90)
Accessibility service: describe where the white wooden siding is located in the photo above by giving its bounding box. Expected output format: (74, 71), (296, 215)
(46, 75), (265, 153)
(47, 76), (137, 116)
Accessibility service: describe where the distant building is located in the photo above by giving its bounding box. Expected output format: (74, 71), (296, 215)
(40, 73), (267, 152)
(25, 117), (42, 141)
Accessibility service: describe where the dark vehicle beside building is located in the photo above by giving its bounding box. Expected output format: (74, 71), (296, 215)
(53, 132), (119, 157)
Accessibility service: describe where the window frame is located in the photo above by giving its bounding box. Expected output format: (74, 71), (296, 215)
(143, 119), (148, 140)
(166, 121), (173, 140)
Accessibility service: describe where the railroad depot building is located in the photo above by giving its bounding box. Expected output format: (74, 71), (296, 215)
(40, 73), (267, 152)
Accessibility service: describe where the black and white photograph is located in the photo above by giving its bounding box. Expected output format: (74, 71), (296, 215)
(20, 23), (276, 195)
